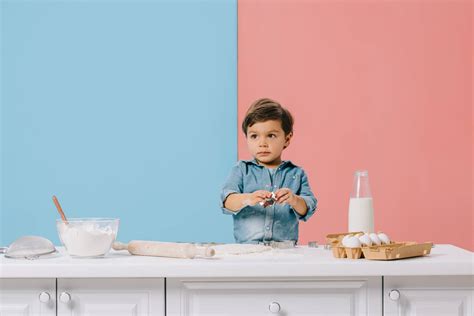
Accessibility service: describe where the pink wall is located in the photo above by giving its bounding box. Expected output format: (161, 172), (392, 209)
(238, 0), (473, 250)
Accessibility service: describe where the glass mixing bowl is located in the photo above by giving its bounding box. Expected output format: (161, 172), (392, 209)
(56, 218), (119, 258)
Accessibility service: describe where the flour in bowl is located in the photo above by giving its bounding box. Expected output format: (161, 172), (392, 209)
(58, 222), (116, 257)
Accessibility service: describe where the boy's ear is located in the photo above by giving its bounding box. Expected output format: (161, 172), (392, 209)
(283, 132), (293, 149)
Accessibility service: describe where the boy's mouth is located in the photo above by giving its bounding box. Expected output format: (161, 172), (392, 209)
(257, 152), (271, 156)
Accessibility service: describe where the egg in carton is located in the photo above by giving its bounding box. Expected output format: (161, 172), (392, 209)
(341, 233), (365, 259)
(325, 231), (364, 247)
(327, 232), (361, 258)
(326, 231), (364, 259)
(328, 232), (394, 259)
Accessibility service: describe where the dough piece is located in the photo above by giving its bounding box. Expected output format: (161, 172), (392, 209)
(211, 244), (271, 255)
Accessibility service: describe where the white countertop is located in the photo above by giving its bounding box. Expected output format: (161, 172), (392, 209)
(1, 244), (472, 278)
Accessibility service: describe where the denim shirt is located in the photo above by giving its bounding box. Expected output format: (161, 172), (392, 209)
(220, 159), (318, 244)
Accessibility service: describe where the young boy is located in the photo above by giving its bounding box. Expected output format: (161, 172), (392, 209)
(221, 98), (317, 244)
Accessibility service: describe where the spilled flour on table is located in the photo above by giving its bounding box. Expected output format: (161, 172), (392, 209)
(210, 244), (272, 255)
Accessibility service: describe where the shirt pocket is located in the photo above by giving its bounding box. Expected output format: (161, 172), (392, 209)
(282, 173), (301, 194)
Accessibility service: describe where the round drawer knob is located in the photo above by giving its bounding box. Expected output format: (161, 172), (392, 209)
(59, 292), (71, 303)
(268, 301), (281, 313)
(389, 289), (400, 301)
(38, 292), (50, 303)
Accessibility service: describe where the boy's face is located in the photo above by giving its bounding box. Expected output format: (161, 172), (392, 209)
(246, 120), (292, 168)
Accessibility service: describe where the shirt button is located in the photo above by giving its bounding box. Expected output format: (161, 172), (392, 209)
(266, 226), (270, 230)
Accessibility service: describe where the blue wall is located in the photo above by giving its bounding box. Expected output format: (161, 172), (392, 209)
(0, 0), (237, 245)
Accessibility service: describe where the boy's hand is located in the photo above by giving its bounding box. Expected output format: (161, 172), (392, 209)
(275, 188), (297, 206)
(246, 190), (273, 206)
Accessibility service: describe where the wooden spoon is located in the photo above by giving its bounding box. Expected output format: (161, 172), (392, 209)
(52, 195), (68, 224)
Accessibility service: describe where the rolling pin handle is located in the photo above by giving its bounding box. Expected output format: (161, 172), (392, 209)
(112, 241), (128, 251)
(194, 246), (215, 258)
(205, 247), (215, 257)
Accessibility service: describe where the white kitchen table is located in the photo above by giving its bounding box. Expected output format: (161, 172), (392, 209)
(1, 244), (472, 316)
(0, 244), (472, 278)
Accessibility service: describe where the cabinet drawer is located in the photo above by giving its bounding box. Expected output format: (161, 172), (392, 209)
(167, 277), (382, 316)
(57, 278), (165, 316)
(0, 279), (56, 316)
(384, 276), (474, 316)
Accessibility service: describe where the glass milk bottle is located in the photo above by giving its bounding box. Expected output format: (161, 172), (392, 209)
(348, 170), (375, 233)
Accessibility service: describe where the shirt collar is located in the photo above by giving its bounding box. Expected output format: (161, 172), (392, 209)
(243, 158), (295, 169)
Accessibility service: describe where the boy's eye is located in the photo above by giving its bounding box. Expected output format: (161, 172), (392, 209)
(268, 134), (276, 138)
(250, 134), (257, 139)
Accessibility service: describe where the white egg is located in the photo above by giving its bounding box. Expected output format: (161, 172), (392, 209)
(377, 232), (391, 245)
(341, 235), (351, 247)
(341, 234), (352, 245)
(358, 234), (373, 246)
(369, 233), (382, 245)
(343, 236), (362, 248)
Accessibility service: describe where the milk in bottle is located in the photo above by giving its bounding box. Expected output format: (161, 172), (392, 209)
(348, 170), (375, 233)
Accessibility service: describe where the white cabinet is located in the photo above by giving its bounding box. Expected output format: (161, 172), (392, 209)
(384, 276), (474, 316)
(2, 275), (473, 316)
(0, 279), (56, 316)
(0, 278), (165, 316)
(166, 277), (382, 316)
(56, 278), (165, 316)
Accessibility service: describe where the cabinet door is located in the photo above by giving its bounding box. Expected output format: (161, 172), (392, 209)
(167, 277), (382, 316)
(384, 276), (474, 316)
(57, 278), (164, 316)
(0, 279), (56, 316)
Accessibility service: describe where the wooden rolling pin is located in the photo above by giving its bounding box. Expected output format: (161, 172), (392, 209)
(113, 240), (215, 259)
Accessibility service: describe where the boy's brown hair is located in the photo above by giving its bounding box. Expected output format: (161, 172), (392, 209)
(242, 98), (294, 136)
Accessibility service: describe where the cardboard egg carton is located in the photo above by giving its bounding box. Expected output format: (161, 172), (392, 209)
(361, 242), (433, 260)
(326, 232), (433, 260)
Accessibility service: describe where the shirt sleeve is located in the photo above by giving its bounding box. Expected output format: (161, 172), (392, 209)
(220, 162), (244, 215)
(293, 169), (318, 222)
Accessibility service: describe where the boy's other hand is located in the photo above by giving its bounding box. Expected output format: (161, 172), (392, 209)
(249, 190), (273, 206)
(275, 188), (296, 206)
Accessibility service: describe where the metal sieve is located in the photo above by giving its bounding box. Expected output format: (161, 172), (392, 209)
(0, 236), (57, 260)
